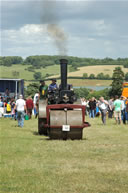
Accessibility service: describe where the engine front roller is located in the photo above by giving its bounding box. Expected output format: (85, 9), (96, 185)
(47, 104), (90, 140)
(49, 110), (83, 140)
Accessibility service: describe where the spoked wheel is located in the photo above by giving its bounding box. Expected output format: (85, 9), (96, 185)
(38, 118), (47, 135)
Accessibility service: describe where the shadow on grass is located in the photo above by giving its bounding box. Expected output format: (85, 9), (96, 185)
(32, 131), (50, 140)
(11, 126), (32, 132)
(33, 131), (39, 135)
(0, 136), (35, 140)
(32, 131), (88, 141)
(39, 137), (87, 141)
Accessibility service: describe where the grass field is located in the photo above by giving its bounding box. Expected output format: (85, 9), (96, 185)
(25, 79), (112, 88)
(67, 79), (112, 87)
(39, 79), (112, 88)
(1, 117), (128, 193)
(0, 64), (60, 80)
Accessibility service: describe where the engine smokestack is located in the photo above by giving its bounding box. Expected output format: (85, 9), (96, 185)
(60, 59), (68, 90)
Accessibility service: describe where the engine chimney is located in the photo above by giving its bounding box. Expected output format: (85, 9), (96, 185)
(60, 59), (68, 90)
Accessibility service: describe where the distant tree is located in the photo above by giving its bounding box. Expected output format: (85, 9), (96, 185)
(45, 73), (53, 78)
(125, 72), (128, 81)
(12, 56), (23, 64)
(104, 74), (111, 80)
(83, 73), (88, 79)
(96, 73), (105, 80)
(123, 63), (128, 68)
(89, 74), (95, 79)
(26, 66), (35, 72)
(0, 56), (23, 66)
(96, 73), (111, 80)
(69, 65), (78, 72)
(88, 88), (110, 100)
(24, 83), (39, 98)
(3, 57), (12, 66)
(74, 88), (90, 98)
(33, 72), (42, 80)
(0, 57), (4, 65)
(12, 71), (19, 78)
(109, 67), (124, 97)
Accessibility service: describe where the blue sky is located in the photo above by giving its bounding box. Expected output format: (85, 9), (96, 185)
(1, 0), (128, 58)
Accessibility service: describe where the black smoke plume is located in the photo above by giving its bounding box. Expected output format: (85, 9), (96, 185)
(41, 0), (68, 56)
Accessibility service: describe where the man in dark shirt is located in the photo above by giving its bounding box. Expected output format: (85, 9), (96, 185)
(89, 97), (96, 118)
(39, 80), (48, 99)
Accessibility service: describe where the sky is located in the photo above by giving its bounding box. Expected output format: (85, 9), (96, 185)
(1, 0), (128, 59)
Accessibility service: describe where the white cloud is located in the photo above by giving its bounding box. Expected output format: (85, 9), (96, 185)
(19, 24), (46, 35)
(2, 24), (50, 43)
(1, 24), (54, 57)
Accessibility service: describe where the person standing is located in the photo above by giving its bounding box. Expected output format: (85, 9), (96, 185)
(26, 96), (34, 119)
(114, 95), (122, 124)
(0, 97), (4, 117)
(81, 98), (87, 115)
(6, 100), (11, 114)
(33, 93), (39, 118)
(39, 80), (48, 100)
(89, 97), (96, 118)
(0, 96), (4, 107)
(125, 97), (128, 124)
(4, 88), (10, 102)
(97, 97), (108, 125)
(48, 79), (58, 104)
(10, 98), (16, 119)
(120, 96), (126, 124)
(14, 95), (26, 127)
(108, 97), (114, 118)
(48, 78), (58, 92)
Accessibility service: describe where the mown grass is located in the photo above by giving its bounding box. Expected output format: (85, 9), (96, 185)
(67, 79), (112, 87)
(0, 116), (128, 193)
(25, 79), (112, 88)
(68, 65), (128, 77)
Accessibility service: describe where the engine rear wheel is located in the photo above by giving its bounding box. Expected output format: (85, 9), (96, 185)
(38, 118), (47, 135)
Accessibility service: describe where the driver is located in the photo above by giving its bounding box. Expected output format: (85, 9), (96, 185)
(48, 78), (58, 92)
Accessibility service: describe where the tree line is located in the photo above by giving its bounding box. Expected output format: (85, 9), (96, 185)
(82, 72), (128, 81)
(0, 55), (128, 69)
(33, 71), (128, 81)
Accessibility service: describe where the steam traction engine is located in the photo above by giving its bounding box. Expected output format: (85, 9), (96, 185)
(38, 59), (90, 140)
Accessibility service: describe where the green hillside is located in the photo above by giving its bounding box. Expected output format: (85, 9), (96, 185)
(0, 64), (60, 80)
(0, 55), (128, 86)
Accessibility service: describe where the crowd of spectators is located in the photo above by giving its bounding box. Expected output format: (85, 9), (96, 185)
(0, 84), (128, 127)
(81, 95), (128, 125)
(0, 89), (36, 127)
(0, 92), (16, 117)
